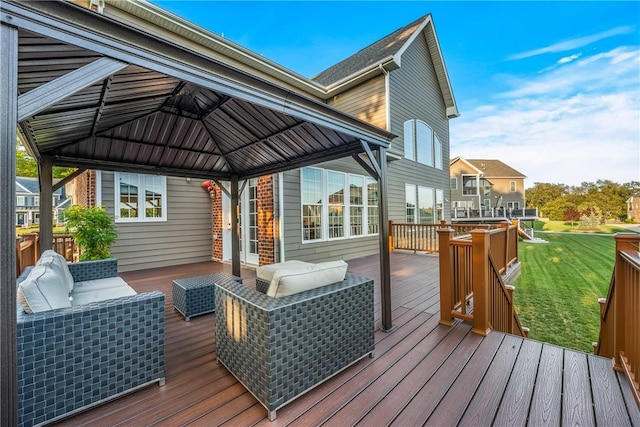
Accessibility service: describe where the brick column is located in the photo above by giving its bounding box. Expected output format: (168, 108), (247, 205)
(210, 185), (224, 262)
(257, 175), (275, 266)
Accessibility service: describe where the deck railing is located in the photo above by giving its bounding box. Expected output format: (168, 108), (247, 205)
(438, 224), (527, 337)
(595, 233), (640, 408)
(451, 207), (538, 220)
(389, 220), (493, 253)
(15, 233), (77, 277)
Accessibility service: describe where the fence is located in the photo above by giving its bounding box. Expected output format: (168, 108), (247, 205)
(389, 220), (494, 253)
(438, 224), (527, 337)
(16, 233), (77, 277)
(595, 233), (640, 408)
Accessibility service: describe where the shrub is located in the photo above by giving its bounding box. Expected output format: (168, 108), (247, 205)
(65, 205), (117, 261)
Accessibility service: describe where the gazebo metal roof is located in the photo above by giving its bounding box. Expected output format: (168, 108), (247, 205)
(11, 1), (394, 180)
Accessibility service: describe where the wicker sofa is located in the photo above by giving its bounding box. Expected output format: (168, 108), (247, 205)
(16, 256), (165, 427)
(214, 273), (374, 421)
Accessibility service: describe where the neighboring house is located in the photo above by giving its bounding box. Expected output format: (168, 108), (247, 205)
(67, 7), (458, 270)
(449, 158), (528, 219)
(16, 177), (69, 227)
(627, 194), (640, 222)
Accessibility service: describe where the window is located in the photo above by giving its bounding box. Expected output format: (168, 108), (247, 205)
(484, 199), (491, 207)
(16, 196), (25, 206)
(406, 185), (441, 224)
(403, 120), (443, 169)
(462, 175), (478, 195)
(450, 178), (457, 190)
(405, 184), (416, 223)
(508, 202), (520, 209)
(115, 173), (167, 222)
(301, 168), (323, 241)
(510, 181), (517, 192)
(301, 168), (378, 242)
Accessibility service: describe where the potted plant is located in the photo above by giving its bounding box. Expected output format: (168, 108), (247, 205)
(65, 205), (118, 261)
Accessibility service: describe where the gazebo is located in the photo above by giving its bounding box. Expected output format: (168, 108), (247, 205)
(0, 0), (397, 423)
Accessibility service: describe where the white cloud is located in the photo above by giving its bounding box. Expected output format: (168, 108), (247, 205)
(508, 26), (635, 60)
(451, 46), (640, 187)
(558, 53), (582, 64)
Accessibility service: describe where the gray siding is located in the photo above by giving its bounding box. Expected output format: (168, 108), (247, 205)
(101, 172), (212, 272)
(387, 32), (451, 221)
(279, 31), (453, 262)
(281, 157), (379, 263)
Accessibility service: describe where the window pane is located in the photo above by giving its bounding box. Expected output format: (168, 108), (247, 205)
(367, 179), (379, 234)
(406, 184), (416, 223)
(436, 189), (444, 222)
(462, 176), (478, 195)
(418, 186), (435, 224)
(302, 168), (323, 204)
(350, 176), (364, 237)
(434, 134), (442, 169)
(327, 172), (345, 238)
(144, 175), (164, 218)
(302, 205), (322, 241)
(119, 173), (139, 218)
(302, 168), (323, 241)
(416, 121), (433, 166)
(403, 120), (415, 161)
(450, 178), (457, 190)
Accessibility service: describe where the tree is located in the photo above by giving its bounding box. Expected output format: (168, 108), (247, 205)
(526, 183), (569, 210)
(563, 208), (580, 228)
(543, 198), (576, 221)
(16, 141), (76, 179)
(65, 205), (118, 261)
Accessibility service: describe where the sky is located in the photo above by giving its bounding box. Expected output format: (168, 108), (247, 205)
(151, 1), (640, 187)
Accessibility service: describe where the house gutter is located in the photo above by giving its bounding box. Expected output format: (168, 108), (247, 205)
(323, 57), (397, 98)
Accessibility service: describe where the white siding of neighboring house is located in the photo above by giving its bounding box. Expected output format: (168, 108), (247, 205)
(100, 172), (213, 272)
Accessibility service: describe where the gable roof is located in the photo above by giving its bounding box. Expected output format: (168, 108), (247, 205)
(16, 177), (65, 195)
(312, 14), (459, 118)
(465, 159), (527, 179)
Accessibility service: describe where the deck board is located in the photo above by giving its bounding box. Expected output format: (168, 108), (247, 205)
(493, 339), (543, 426)
(563, 350), (596, 426)
(48, 252), (638, 427)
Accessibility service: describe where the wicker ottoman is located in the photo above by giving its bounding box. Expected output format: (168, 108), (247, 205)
(173, 273), (242, 321)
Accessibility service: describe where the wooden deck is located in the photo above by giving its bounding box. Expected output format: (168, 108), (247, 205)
(51, 252), (640, 426)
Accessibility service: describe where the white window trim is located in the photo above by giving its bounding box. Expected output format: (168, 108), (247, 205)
(450, 178), (457, 190)
(406, 184), (442, 224)
(301, 167), (379, 243)
(114, 173), (167, 223)
(510, 181), (517, 192)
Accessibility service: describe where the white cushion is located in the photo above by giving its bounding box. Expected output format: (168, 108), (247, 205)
(267, 260), (348, 298)
(17, 264), (72, 313)
(257, 260), (314, 282)
(37, 249), (74, 294)
(71, 279), (137, 306)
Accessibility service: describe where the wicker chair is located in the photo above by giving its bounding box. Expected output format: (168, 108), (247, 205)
(214, 274), (375, 420)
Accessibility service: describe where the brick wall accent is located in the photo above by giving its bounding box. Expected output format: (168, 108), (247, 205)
(67, 170), (96, 207)
(210, 184), (223, 262)
(257, 175), (275, 266)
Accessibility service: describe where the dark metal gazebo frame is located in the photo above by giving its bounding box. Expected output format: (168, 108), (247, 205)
(0, 1), (397, 423)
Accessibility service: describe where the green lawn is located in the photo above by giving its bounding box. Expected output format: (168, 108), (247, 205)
(514, 233), (615, 353)
(533, 220), (632, 234)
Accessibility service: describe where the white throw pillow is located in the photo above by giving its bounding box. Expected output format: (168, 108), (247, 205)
(17, 264), (72, 313)
(37, 249), (74, 293)
(256, 260), (313, 282)
(267, 260), (348, 298)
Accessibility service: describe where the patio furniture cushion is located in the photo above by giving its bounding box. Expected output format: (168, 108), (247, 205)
(256, 260), (313, 282)
(17, 264), (72, 313)
(37, 249), (74, 293)
(71, 277), (137, 305)
(266, 260), (348, 298)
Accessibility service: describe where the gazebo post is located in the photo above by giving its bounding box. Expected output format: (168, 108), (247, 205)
(38, 155), (53, 253)
(230, 176), (241, 277)
(1, 21), (19, 427)
(377, 147), (393, 331)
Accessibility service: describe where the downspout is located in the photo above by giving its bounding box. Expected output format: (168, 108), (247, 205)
(278, 172), (285, 262)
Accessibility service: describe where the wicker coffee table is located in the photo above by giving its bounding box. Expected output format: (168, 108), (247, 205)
(173, 272), (242, 321)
